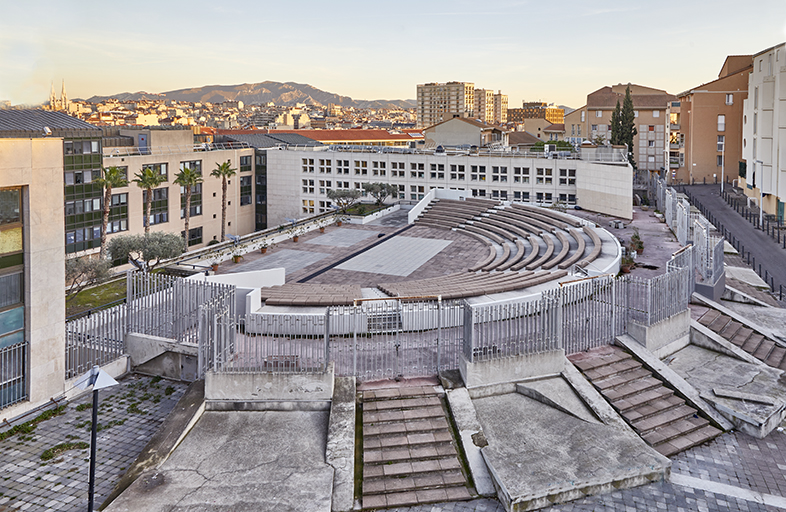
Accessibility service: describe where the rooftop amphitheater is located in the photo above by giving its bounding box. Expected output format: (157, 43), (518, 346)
(230, 190), (621, 311)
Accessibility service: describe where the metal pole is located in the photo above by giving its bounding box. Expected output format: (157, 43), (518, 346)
(87, 387), (99, 512)
(436, 297), (442, 373)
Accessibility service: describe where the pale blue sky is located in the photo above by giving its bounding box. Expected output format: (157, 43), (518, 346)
(1, 0), (785, 108)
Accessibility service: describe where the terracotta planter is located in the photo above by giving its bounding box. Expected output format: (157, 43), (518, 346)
(336, 221), (342, 227)
(211, 263), (219, 272)
(621, 264), (631, 274)
(293, 235), (299, 242)
(260, 247), (267, 254)
(232, 255), (242, 263)
(636, 248), (643, 255)
(319, 227), (325, 233)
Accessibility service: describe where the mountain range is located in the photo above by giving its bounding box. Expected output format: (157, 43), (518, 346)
(85, 81), (416, 109)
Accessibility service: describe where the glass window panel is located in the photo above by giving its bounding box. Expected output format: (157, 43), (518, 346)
(64, 172), (74, 186)
(0, 329), (24, 350)
(0, 272), (23, 308)
(0, 226), (22, 256)
(0, 306), (23, 337)
(91, 141), (99, 153)
(0, 190), (20, 225)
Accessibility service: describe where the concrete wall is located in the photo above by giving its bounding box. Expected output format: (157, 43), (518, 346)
(459, 350), (565, 389)
(424, 118), (482, 147)
(626, 309), (690, 353)
(205, 366), (334, 402)
(0, 138), (66, 419)
(576, 160), (633, 219)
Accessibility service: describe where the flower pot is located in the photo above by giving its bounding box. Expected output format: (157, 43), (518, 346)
(636, 248), (643, 255)
(260, 247), (267, 254)
(293, 235), (299, 242)
(336, 221), (342, 227)
(319, 227), (325, 233)
(621, 264), (631, 274)
(232, 255), (242, 263)
(211, 263), (219, 272)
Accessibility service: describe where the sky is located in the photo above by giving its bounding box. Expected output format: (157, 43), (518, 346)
(1, 0), (785, 109)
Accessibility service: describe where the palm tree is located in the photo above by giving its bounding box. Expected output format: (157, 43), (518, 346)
(95, 166), (127, 258)
(173, 167), (203, 245)
(210, 161), (237, 241)
(132, 168), (167, 234)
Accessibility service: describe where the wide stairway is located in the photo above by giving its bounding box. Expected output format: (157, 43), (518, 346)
(361, 384), (472, 509)
(568, 345), (722, 457)
(697, 308), (786, 370)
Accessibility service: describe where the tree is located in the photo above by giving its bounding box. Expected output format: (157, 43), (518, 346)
(210, 161), (237, 241)
(173, 167), (203, 245)
(326, 188), (362, 213)
(610, 99), (622, 145)
(592, 134), (607, 146)
(107, 232), (185, 272)
(65, 257), (113, 302)
(362, 182), (399, 206)
(95, 166), (128, 258)
(132, 168), (167, 234)
(620, 85), (637, 169)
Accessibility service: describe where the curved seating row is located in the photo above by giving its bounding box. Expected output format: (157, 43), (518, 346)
(260, 283), (363, 306)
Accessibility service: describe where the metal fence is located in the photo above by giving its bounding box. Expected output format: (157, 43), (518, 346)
(65, 304), (126, 380)
(676, 200), (689, 246)
(1, 340), (27, 409)
(198, 288), (236, 378)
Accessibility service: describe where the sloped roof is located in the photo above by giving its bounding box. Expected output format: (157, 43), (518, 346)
(543, 123), (565, 132)
(424, 117), (505, 132)
(222, 132), (323, 148)
(586, 86), (676, 110)
(0, 109), (101, 136)
(507, 131), (541, 145)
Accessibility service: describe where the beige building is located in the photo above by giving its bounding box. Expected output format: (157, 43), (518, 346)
(508, 102), (564, 125)
(671, 56), (752, 185)
(571, 84), (676, 173)
(416, 82), (475, 129)
(741, 43), (786, 221)
(102, 128), (257, 251)
(493, 92), (508, 124)
(423, 118), (508, 148)
(474, 89), (494, 123)
(0, 138), (66, 418)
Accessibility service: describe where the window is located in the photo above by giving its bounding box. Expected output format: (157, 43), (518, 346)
(179, 184), (202, 218)
(648, 141), (655, 147)
(143, 162), (168, 180)
(181, 226), (203, 247)
(240, 176), (252, 205)
(717, 135), (725, 152)
(717, 115), (725, 132)
(302, 179), (315, 194)
(180, 160), (202, 174)
(108, 193), (128, 233)
(652, 111), (660, 118)
(717, 155), (724, 167)
(595, 110), (602, 118)
(302, 158), (315, 173)
(239, 156), (252, 173)
(591, 124), (598, 131)
(142, 187), (168, 225)
(634, 111), (639, 118)
(580, 111), (585, 122)
(753, 113), (757, 135)
(754, 87), (759, 109)
(725, 94), (733, 106)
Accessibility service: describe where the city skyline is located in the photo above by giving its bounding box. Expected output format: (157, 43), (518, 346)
(1, 0), (785, 109)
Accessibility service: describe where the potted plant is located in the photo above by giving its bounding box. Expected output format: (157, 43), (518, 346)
(260, 240), (269, 254)
(318, 220), (326, 233)
(630, 229), (644, 254)
(620, 255), (634, 274)
(232, 252), (243, 263)
(210, 261), (219, 272)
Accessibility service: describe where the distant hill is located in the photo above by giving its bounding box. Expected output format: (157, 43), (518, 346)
(85, 81), (415, 109)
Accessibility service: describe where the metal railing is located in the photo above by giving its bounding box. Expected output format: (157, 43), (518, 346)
(65, 304), (126, 379)
(103, 141), (251, 158)
(0, 341), (27, 410)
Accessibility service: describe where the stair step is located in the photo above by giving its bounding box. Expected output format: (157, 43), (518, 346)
(653, 425), (722, 457)
(707, 314), (732, 333)
(362, 469), (466, 495)
(741, 333), (765, 354)
(568, 346), (632, 372)
(363, 442), (457, 463)
(363, 395), (442, 412)
(641, 415), (708, 446)
(622, 395), (684, 423)
(593, 367), (651, 391)
(364, 430), (454, 449)
(363, 456), (463, 480)
(719, 321), (743, 341)
(603, 376), (663, 401)
(730, 327), (754, 347)
(363, 417), (449, 436)
(752, 339), (776, 361)
(363, 386), (440, 401)
(584, 359), (642, 382)
(631, 404), (697, 435)
(363, 405), (444, 425)
(765, 346), (786, 368)
(698, 310), (721, 326)
(611, 387), (674, 413)
(363, 485), (472, 509)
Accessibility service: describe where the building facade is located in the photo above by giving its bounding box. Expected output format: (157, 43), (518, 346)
(416, 82), (475, 129)
(474, 89), (494, 123)
(493, 92), (508, 124)
(508, 102), (564, 125)
(741, 43), (786, 221)
(670, 56), (752, 185)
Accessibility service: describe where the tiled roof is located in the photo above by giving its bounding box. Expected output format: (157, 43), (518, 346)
(586, 87), (676, 109)
(508, 131), (541, 145)
(544, 123), (565, 132)
(222, 132), (323, 148)
(218, 128), (421, 142)
(0, 109), (101, 136)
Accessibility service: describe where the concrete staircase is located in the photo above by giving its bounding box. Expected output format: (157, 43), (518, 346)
(568, 345), (722, 457)
(361, 385), (472, 509)
(697, 309), (786, 370)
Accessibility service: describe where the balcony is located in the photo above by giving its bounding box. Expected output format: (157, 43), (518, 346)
(670, 143), (683, 150)
(669, 158), (680, 169)
(670, 123), (680, 131)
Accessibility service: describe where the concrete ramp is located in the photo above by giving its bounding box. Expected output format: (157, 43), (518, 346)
(105, 411), (334, 512)
(473, 392), (669, 511)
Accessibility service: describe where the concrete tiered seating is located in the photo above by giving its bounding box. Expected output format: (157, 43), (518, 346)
(577, 226), (602, 268)
(558, 229), (588, 270)
(260, 283), (363, 306)
(510, 203), (583, 228)
(415, 198), (499, 229)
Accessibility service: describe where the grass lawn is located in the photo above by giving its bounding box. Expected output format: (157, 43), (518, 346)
(66, 277), (127, 318)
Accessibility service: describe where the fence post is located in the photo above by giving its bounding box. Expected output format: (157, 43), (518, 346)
(647, 280), (652, 326)
(197, 305), (204, 379)
(324, 307), (331, 373)
(437, 298), (442, 373)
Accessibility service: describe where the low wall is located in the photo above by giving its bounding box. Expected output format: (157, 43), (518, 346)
(626, 309), (690, 353)
(347, 203), (400, 225)
(205, 364), (334, 403)
(126, 333), (199, 381)
(459, 350), (565, 389)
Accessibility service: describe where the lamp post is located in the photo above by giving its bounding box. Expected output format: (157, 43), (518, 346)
(720, 138), (725, 193)
(75, 366), (119, 512)
(755, 159), (764, 228)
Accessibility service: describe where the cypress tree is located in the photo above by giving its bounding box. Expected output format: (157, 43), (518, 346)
(620, 85), (637, 169)
(610, 100), (621, 145)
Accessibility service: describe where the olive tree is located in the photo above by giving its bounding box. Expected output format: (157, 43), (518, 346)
(362, 182), (399, 206)
(65, 257), (113, 302)
(107, 232), (185, 271)
(326, 188), (362, 213)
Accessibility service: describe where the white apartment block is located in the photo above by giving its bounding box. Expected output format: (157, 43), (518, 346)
(741, 42), (786, 220)
(417, 82), (475, 129)
(265, 147), (634, 224)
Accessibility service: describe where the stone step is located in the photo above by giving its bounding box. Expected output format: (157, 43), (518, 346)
(741, 333), (765, 354)
(362, 485), (473, 509)
(730, 327), (753, 347)
(363, 386), (442, 402)
(593, 367), (651, 391)
(698, 309), (721, 326)
(602, 376), (664, 402)
(365, 429), (454, 449)
(752, 339), (776, 361)
(707, 314), (732, 333)
(584, 358), (642, 382)
(765, 346), (786, 368)
(611, 386), (674, 413)
(363, 395), (442, 412)
(653, 425), (722, 457)
(631, 404), (697, 435)
(363, 469), (466, 495)
(568, 346), (632, 372)
(641, 415), (709, 446)
(363, 417), (449, 436)
(621, 395), (685, 423)
(363, 442), (458, 464)
(363, 405), (445, 425)
(719, 320), (743, 341)
(362, 456), (464, 480)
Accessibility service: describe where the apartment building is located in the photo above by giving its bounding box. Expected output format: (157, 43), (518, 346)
(508, 102), (564, 125)
(741, 43), (786, 221)
(0, 138), (66, 418)
(570, 85), (676, 173)
(670, 56), (752, 185)
(493, 92), (508, 124)
(416, 82), (475, 129)
(474, 89), (494, 123)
